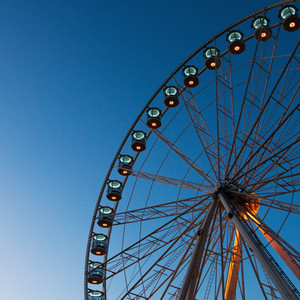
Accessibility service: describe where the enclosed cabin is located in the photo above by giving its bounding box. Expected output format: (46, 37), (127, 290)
(226, 30), (245, 54)
(118, 155), (133, 175)
(97, 206), (114, 228)
(182, 66), (199, 87)
(279, 5), (299, 32)
(106, 180), (122, 201)
(131, 131), (146, 152)
(251, 16), (272, 41)
(146, 108), (162, 129)
(88, 262), (104, 284)
(88, 290), (105, 300)
(203, 47), (221, 70)
(163, 86), (179, 107)
(91, 234), (108, 256)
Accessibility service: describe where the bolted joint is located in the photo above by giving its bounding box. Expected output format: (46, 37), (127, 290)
(228, 211), (234, 219)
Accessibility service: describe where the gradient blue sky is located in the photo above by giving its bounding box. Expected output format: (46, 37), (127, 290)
(0, 1), (294, 299)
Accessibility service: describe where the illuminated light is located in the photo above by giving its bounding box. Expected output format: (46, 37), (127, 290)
(102, 223), (108, 227)
(188, 80), (194, 85)
(111, 196), (116, 200)
(96, 251), (101, 255)
(210, 62), (216, 67)
(151, 122), (157, 127)
(169, 100), (174, 105)
(289, 21), (296, 28)
(92, 280), (97, 284)
(136, 146), (141, 150)
(234, 46), (240, 51)
(241, 192), (260, 220)
(122, 170), (128, 174)
(261, 32), (267, 38)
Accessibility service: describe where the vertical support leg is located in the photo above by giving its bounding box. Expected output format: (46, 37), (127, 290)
(224, 229), (242, 300)
(179, 199), (217, 300)
(247, 212), (300, 281)
(218, 191), (300, 300)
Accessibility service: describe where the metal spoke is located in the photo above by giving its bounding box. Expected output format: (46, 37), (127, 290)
(105, 200), (206, 275)
(127, 168), (213, 192)
(109, 195), (210, 225)
(227, 40), (300, 180)
(233, 101), (299, 184)
(119, 205), (209, 298)
(181, 91), (220, 179)
(229, 190), (300, 214)
(225, 40), (260, 178)
(243, 208), (300, 265)
(233, 134), (299, 184)
(151, 129), (216, 186)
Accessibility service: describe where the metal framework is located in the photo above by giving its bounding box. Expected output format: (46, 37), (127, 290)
(218, 191), (299, 300)
(85, 1), (300, 299)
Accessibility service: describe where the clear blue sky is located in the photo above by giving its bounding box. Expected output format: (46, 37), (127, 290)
(0, 1), (296, 299)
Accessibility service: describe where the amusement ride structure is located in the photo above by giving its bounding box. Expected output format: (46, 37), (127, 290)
(85, 1), (300, 299)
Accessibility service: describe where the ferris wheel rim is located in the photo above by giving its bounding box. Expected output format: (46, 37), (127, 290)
(84, 1), (300, 299)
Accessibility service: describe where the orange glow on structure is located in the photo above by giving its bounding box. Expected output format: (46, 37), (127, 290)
(102, 223), (108, 227)
(210, 62), (216, 67)
(169, 100), (174, 105)
(241, 193), (260, 220)
(261, 32), (267, 38)
(246, 204), (300, 281)
(224, 230), (242, 300)
(151, 122), (157, 127)
(136, 146), (141, 150)
(188, 80), (194, 85)
(224, 193), (260, 299)
(92, 280), (97, 284)
(261, 229), (300, 280)
(96, 251), (101, 255)
(234, 46), (240, 51)
(122, 170), (128, 174)
(111, 196), (116, 200)
(289, 22), (296, 28)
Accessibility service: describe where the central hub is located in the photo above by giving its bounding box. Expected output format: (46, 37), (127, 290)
(216, 181), (260, 217)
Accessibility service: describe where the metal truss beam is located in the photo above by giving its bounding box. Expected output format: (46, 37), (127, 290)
(218, 191), (300, 300)
(179, 199), (218, 300)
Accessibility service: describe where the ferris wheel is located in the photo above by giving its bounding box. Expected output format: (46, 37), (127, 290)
(84, 1), (300, 299)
